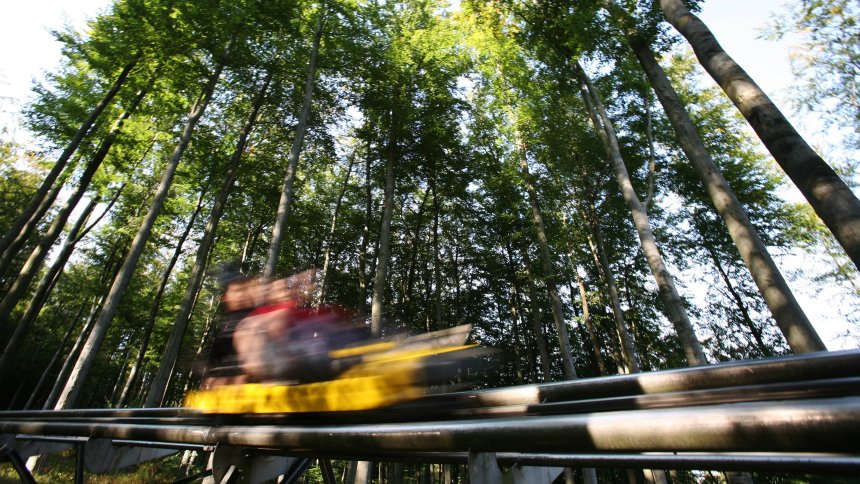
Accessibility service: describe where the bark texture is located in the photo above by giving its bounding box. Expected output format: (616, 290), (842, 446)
(629, 35), (825, 353)
(264, 11), (326, 279)
(55, 63), (222, 409)
(577, 64), (707, 366)
(659, 0), (860, 272)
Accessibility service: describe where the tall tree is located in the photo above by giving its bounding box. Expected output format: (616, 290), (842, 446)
(264, 5), (327, 279)
(55, 61), (223, 409)
(146, 69), (273, 407)
(625, 34), (825, 353)
(659, 0), (860, 271)
(577, 64), (707, 366)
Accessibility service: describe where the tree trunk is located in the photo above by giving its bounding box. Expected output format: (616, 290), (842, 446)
(505, 244), (529, 382)
(432, 181), (444, 330)
(587, 221), (640, 373)
(24, 316), (79, 409)
(658, 0), (860, 271)
(42, 296), (102, 409)
(0, 54), (139, 264)
(576, 64), (707, 366)
(264, 10), (326, 279)
(55, 62), (223, 410)
(628, 35), (825, 353)
(118, 187), (206, 407)
(145, 69), (270, 407)
(519, 242), (552, 382)
(354, 143), (372, 316)
(572, 264), (608, 375)
(0, 196), (101, 380)
(703, 241), (774, 356)
(0, 81), (149, 325)
(0, 178), (65, 279)
(405, 189), (430, 313)
(320, 152), (356, 302)
(370, 90), (398, 337)
(517, 135), (577, 380)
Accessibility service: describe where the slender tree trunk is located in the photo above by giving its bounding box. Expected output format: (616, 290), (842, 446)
(357, 142), (373, 315)
(577, 65), (707, 366)
(108, 342), (133, 404)
(704, 243), (774, 356)
(405, 190), (430, 312)
(320, 152), (356, 302)
(572, 264), (608, 375)
(40, 244), (127, 409)
(628, 36), (825, 353)
(516, 135), (577, 380)
(0, 177), (65, 279)
(118, 188), (206, 407)
(520, 242), (552, 381)
(42, 296), (102, 409)
(55, 62), (223, 410)
(0, 196), (101, 380)
(0, 82), (150, 324)
(145, 69), (270, 407)
(24, 317), (79, 409)
(0, 54), (139, 264)
(432, 180), (444, 329)
(264, 10), (326, 279)
(658, 0), (860, 271)
(370, 91), (398, 337)
(587, 221), (640, 373)
(642, 80), (657, 211)
(505, 244), (528, 382)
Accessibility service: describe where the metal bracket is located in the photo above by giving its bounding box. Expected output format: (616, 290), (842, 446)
(468, 450), (563, 484)
(83, 438), (179, 473)
(204, 445), (310, 484)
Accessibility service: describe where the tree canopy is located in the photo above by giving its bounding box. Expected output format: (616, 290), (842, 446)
(0, 0), (856, 434)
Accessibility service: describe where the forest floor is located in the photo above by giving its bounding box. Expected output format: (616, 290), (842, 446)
(0, 451), (198, 483)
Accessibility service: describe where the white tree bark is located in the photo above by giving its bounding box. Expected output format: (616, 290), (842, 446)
(54, 62), (223, 409)
(264, 10), (326, 279)
(577, 64), (707, 366)
(628, 35), (825, 353)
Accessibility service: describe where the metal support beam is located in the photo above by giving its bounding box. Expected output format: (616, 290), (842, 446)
(0, 444), (36, 484)
(468, 451), (502, 484)
(84, 438), (178, 473)
(320, 458), (336, 484)
(75, 442), (84, 484)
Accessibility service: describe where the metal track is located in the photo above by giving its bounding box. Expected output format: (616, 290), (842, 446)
(1, 349), (859, 473)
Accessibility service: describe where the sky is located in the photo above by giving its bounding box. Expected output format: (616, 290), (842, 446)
(0, 0), (853, 349)
(0, 0), (798, 134)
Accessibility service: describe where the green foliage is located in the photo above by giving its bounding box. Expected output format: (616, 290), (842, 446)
(763, 0), (860, 148)
(0, 0), (850, 446)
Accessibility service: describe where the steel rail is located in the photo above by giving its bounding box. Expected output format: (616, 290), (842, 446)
(2, 398), (859, 454)
(2, 349), (856, 423)
(1, 377), (857, 427)
(450, 349), (860, 408)
(251, 449), (860, 473)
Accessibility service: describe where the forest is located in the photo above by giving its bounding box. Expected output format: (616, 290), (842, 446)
(0, 0), (858, 419)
